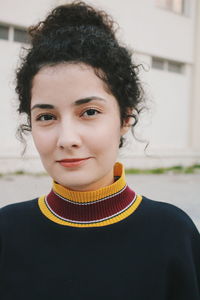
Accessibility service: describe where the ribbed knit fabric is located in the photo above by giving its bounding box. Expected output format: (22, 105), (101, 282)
(38, 162), (142, 227)
(0, 168), (200, 299)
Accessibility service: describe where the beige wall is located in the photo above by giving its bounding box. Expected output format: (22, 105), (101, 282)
(0, 0), (199, 172)
(190, 0), (200, 150)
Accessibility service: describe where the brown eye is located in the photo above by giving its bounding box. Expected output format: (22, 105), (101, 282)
(36, 114), (55, 121)
(82, 109), (100, 117)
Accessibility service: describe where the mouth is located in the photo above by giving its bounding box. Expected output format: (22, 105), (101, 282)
(57, 158), (90, 162)
(57, 157), (91, 168)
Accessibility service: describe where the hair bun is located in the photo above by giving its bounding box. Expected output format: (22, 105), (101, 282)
(29, 1), (117, 43)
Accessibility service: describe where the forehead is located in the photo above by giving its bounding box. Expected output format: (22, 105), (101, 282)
(32, 62), (109, 93)
(37, 62), (95, 75)
(31, 62), (118, 108)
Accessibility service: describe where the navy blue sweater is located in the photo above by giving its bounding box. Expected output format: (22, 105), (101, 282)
(0, 196), (200, 299)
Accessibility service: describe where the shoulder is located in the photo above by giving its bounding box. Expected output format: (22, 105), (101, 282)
(137, 196), (199, 237)
(139, 195), (193, 222)
(0, 199), (39, 227)
(0, 198), (38, 214)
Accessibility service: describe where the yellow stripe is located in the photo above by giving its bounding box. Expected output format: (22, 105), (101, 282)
(38, 194), (142, 228)
(52, 162), (126, 203)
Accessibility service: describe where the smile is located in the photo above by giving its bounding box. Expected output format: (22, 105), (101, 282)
(57, 158), (90, 168)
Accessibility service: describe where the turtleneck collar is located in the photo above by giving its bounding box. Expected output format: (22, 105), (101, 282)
(38, 162), (142, 228)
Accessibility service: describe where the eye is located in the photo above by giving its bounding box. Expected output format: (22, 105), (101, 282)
(36, 114), (55, 121)
(81, 108), (101, 117)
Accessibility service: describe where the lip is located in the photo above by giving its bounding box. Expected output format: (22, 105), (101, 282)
(57, 157), (90, 168)
(57, 157), (90, 162)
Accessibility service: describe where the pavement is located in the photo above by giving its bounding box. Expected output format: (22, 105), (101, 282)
(0, 173), (200, 231)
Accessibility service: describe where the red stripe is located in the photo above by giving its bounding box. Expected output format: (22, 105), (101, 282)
(46, 186), (135, 222)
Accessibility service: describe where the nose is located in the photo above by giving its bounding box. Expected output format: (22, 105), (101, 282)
(56, 119), (82, 150)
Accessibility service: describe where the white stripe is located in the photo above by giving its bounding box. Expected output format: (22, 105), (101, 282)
(44, 193), (137, 224)
(52, 184), (127, 205)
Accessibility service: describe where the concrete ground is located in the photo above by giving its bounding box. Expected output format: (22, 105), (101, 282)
(0, 173), (199, 231)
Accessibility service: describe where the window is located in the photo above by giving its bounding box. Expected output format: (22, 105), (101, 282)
(152, 56), (184, 74)
(14, 28), (29, 44)
(0, 24), (9, 40)
(156, 0), (187, 15)
(0, 24), (29, 44)
(168, 60), (184, 73)
(152, 57), (165, 70)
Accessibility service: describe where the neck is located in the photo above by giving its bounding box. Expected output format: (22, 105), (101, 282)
(56, 167), (115, 192)
(38, 162), (143, 228)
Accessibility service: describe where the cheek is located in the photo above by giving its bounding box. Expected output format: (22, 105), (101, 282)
(32, 129), (56, 156)
(86, 119), (121, 152)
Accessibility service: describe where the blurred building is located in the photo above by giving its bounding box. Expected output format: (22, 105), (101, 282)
(0, 0), (199, 172)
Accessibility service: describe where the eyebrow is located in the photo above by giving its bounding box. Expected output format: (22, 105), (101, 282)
(31, 96), (106, 111)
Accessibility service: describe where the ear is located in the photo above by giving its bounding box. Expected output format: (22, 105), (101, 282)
(120, 108), (135, 136)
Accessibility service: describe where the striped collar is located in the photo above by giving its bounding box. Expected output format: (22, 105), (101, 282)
(38, 162), (142, 228)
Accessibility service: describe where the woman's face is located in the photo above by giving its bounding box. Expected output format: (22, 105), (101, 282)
(31, 63), (130, 191)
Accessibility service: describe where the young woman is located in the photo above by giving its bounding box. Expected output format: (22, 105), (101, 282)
(0, 1), (199, 299)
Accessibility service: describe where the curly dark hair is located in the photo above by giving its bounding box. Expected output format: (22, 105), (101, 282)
(15, 0), (146, 154)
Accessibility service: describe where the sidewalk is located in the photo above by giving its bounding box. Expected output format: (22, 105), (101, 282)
(0, 173), (199, 231)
